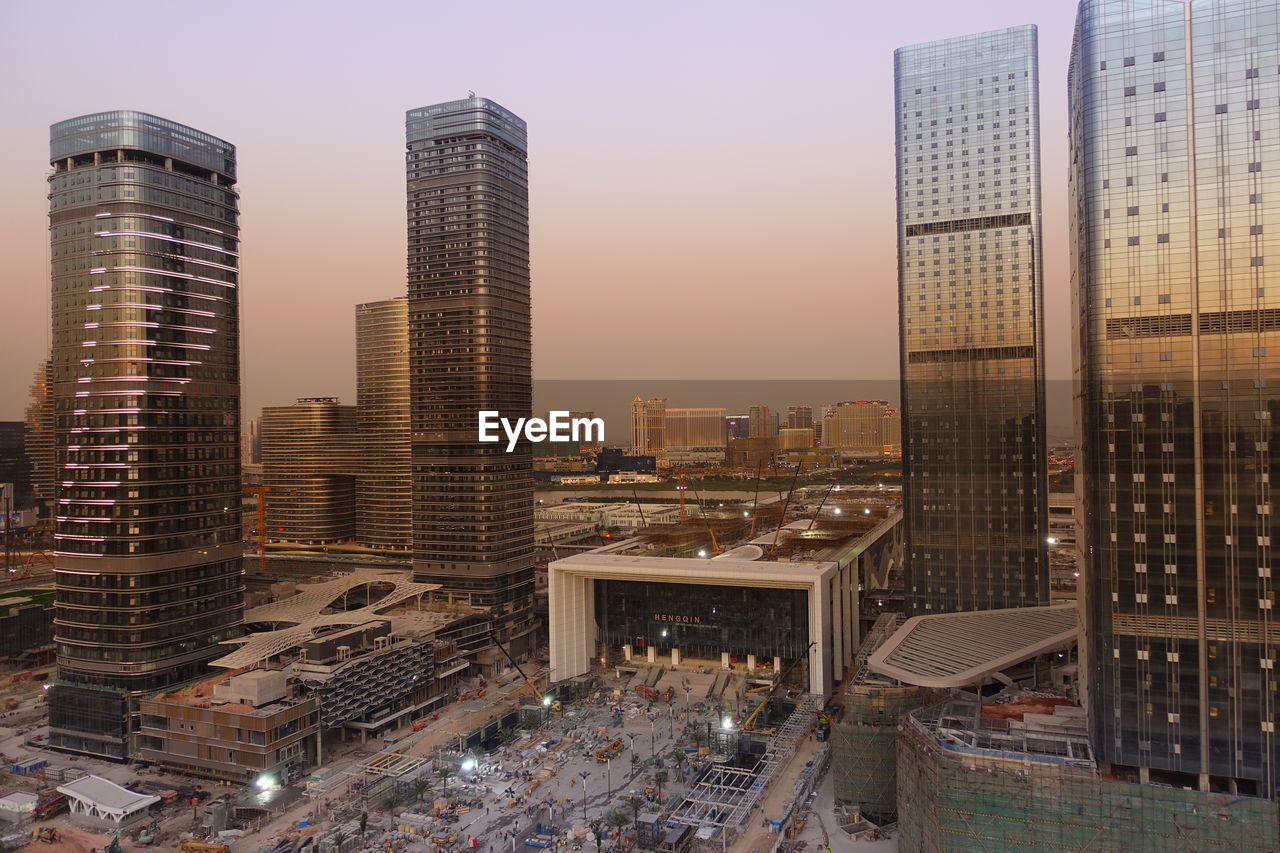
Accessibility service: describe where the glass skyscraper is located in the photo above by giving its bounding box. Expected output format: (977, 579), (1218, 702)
(355, 297), (411, 552)
(406, 97), (535, 644)
(1072, 0), (1279, 795)
(895, 26), (1050, 615)
(46, 111), (243, 759)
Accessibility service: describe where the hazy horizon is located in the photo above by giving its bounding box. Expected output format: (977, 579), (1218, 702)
(0, 0), (1081, 421)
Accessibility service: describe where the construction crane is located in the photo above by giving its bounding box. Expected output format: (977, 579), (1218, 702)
(741, 642), (815, 732)
(489, 630), (557, 710)
(242, 485), (271, 574)
(692, 488), (723, 556)
(675, 473), (688, 521)
(767, 462), (804, 558)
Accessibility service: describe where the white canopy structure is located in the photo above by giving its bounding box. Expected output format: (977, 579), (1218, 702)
(56, 775), (159, 827)
(867, 604), (1078, 688)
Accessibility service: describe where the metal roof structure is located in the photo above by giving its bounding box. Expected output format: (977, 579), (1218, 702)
(56, 775), (159, 825)
(210, 569), (451, 669)
(867, 604), (1078, 688)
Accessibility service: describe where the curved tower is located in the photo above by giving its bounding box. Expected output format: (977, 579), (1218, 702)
(46, 111), (244, 759)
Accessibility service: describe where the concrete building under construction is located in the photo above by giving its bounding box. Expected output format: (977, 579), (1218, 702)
(897, 693), (1280, 852)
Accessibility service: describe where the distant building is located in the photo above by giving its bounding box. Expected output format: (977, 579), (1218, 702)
(355, 298), (411, 552)
(631, 397), (667, 454)
(0, 422), (31, 510)
(748, 404), (778, 438)
(241, 417), (262, 466)
(822, 402), (901, 455)
(777, 428), (815, 450)
(664, 407), (726, 449)
(23, 359), (54, 519)
(786, 406), (814, 431)
(261, 398), (359, 545)
(596, 448), (656, 475)
(725, 415), (751, 441)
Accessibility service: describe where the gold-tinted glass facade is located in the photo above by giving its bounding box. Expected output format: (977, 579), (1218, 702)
(46, 111), (244, 759)
(1072, 0), (1279, 793)
(406, 98), (534, 635)
(896, 27), (1050, 615)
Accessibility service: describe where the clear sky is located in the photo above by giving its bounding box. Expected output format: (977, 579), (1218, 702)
(0, 0), (1081, 421)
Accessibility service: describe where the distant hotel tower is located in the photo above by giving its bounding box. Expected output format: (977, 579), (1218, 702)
(895, 26), (1049, 615)
(46, 112), (243, 759)
(406, 97), (535, 643)
(1071, 0), (1279, 794)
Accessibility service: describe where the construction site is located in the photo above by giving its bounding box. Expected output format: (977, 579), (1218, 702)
(896, 692), (1280, 852)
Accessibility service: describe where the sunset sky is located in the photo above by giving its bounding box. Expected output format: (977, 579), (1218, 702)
(0, 0), (1081, 421)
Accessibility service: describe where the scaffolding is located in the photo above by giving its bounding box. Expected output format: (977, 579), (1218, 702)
(832, 612), (934, 822)
(897, 695), (1280, 852)
(669, 694), (822, 835)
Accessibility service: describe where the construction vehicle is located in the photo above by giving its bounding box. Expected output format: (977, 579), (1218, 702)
(32, 794), (67, 821)
(741, 643), (815, 732)
(595, 737), (625, 762)
(635, 684), (659, 702)
(489, 631), (559, 711)
(661, 686), (675, 703)
(178, 842), (231, 853)
(34, 827), (59, 843)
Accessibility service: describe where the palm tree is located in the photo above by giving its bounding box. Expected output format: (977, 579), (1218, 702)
(329, 830), (347, 853)
(691, 727), (708, 748)
(359, 811), (367, 838)
(623, 795), (644, 831)
(606, 810), (630, 847)
(589, 817), (605, 848)
(651, 771), (668, 800)
(436, 764), (454, 794)
(381, 794), (400, 813)
(412, 775), (433, 803)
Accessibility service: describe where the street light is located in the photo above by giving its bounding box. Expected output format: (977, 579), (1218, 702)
(579, 771), (590, 821)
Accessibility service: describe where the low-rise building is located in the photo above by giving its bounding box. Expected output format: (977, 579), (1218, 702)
(139, 670), (319, 784)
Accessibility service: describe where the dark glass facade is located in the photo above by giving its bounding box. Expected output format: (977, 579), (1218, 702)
(896, 27), (1050, 616)
(594, 580), (810, 661)
(46, 111), (244, 759)
(1072, 0), (1279, 794)
(406, 98), (535, 639)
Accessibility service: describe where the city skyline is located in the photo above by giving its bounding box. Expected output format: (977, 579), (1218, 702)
(0, 0), (1083, 423)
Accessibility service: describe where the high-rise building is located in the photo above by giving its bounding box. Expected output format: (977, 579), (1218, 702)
(240, 416), (261, 466)
(24, 359), (55, 520)
(822, 401), (901, 454)
(748, 404), (778, 438)
(1071, 0), (1279, 794)
(786, 405), (814, 431)
(664, 408), (727, 449)
(356, 298), (411, 551)
(896, 26), (1049, 615)
(407, 97), (535, 644)
(261, 398), (359, 545)
(725, 415), (751, 442)
(631, 397), (666, 454)
(46, 112), (244, 759)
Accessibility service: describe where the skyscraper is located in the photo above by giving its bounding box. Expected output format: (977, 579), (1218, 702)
(261, 397), (358, 545)
(896, 26), (1049, 615)
(631, 397), (666, 454)
(356, 298), (411, 551)
(46, 112), (243, 759)
(1071, 0), (1279, 794)
(406, 97), (535, 644)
